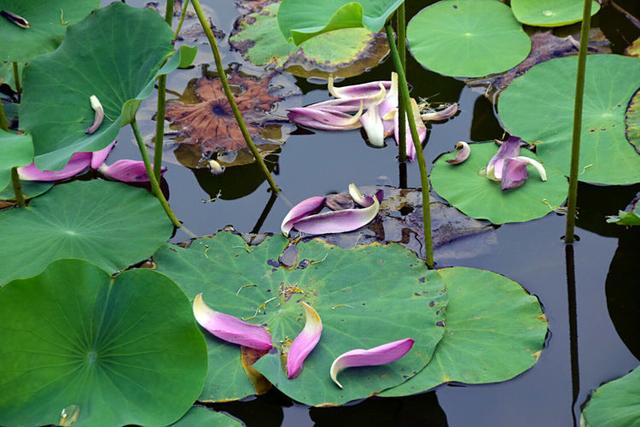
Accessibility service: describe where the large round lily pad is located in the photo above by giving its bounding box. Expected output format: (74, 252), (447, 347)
(230, 2), (388, 79)
(582, 367), (640, 427)
(499, 54), (640, 185)
(431, 142), (568, 224)
(0, 129), (33, 193)
(20, 2), (185, 170)
(153, 232), (448, 406)
(278, 0), (402, 44)
(0, 259), (207, 427)
(0, 179), (173, 285)
(172, 407), (241, 427)
(0, 0), (98, 62)
(407, 0), (531, 78)
(383, 266), (547, 396)
(511, 0), (600, 28)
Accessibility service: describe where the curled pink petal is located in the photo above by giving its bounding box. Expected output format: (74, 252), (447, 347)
(307, 98), (364, 114)
(85, 95), (105, 135)
(378, 72), (399, 120)
(421, 103), (459, 122)
(500, 157), (529, 190)
(281, 196), (327, 236)
(486, 136), (522, 181)
(90, 142), (116, 170)
(18, 152), (92, 182)
(287, 302), (323, 379)
(446, 141), (471, 165)
(98, 160), (166, 183)
(360, 103), (386, 147)
(288, 105), (363, 131)
(514, 156), (547, 181)
(290, 193), (380, 235)
(328, 76), (391, 103)
(395, 98), (426, 162)
(193, 294), (272, 351)
(330, 338), (415, 389)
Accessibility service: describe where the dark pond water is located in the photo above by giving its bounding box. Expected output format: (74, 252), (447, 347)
(103, 1), (640, 425)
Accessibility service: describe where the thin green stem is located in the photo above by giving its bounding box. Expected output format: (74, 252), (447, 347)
(385, 24), (434, 268)
(0, 101), (9, 130)
(174, 0), (190, 40)
(12, 62), (20, 94)
(131, 120), (182, 228)
(11, 168), (25, 207)
(564, 0), (592, 244)
(190, 0), (280, 193)
(153, 0), (175, 182)
(396, 5), (407, 164)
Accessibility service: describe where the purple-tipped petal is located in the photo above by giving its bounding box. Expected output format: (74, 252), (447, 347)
(514, 156), (547, 181)
(360, 103), (386, 147)
(394, 98), (426, 162)
(328, 76), (391, 103)
(500, 157), (529, 190)
(90, 142), (116, 170)
(378, 72), (399, 119)
(330, 338), (415, 389)
(85, 95), (105, 135)
(421, 103), (459, 122)
(287, 302), (323, 379)
(307, 98), (364, 114)
(290, 193), (380, 235)
(18, 152), (92, 182)
(288, 104), (363, 131)
(193, 294), (273, 351)
(98, 160), (166, 183)
(446, 141), (471, 165)
(486, 137), (522, 181)
(281, 196), (327, 236)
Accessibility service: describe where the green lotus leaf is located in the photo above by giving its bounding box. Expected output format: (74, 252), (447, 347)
(407, 0), (531, 78)
(171, 407), (241, 427)
(499, 54), (640, 185)
(0, 180), (53, 201)
(0, 129), (33, 193)
(20, 2), (187, 170)
(278, 0), (403, 45)
(431, 142), (568, 224)
(0, 259), (208, 427)
(607, 193), (640, 226)
(230, 2), (388, 79)
(0, 61), (21, 91)
(582, 366), (640, 427)
(0, 0), (98, 62)
(0, 179), (173, 285)
(382, 266), (547, 396)
(153, 232), (448, 406)
(511, 0), (600, 27)
(626, 89), (640, 154)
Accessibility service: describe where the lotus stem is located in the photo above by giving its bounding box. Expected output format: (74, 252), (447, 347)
(10, 168), (25, 207)
(131, 119), (182, 228)
(385, 23), (434, 268)
(190, 0), (281, 194)
(0, 102), (9, 130)
(396, 5), (407, 164)
(174, 0), (190, 40)
(12, 62), (20, 94)
(564, 0), (592, 244)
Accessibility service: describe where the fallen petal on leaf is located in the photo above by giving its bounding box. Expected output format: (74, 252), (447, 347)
(287, 302), (323, 379)
(500, 157), (529, 190)
(446, 141), (471, 165)
(514, 156), (547, 182)
(85, 95), (105, 135)
(98, 160), (166, 183)
(291, 193), (380, 235)
(281, 196), (327, 236)
(18, 153), (92, 182)
(330, 338), (415, 389)
(486, 136), (522, 181)
(90, 142), (116, 170)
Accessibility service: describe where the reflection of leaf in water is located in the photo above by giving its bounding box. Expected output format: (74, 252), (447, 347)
(466, 30), (611, 102)
(626, 89), (640, 155)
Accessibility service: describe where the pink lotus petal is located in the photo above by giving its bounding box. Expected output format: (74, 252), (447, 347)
(90, 142), (116, 170)
(288, 105), (363, 131)
(193, 293), (273, 351)
(446, 141), (471, 165)
(307, 98), (364, 114)
(328, 76), (391, 103)
(486, 136), (522, 181)
(500, 157), (529, 190)
(287, 302), (323, 379)
(98, 160), (166, 183)
(281, 196), (327, 236)
(360, 103), (386, 147)
(378, 72), (398, 119)
(18, 152), (92, 182)
(514, 156), (547, 181)
(330, 338), (415, 389)
(290, 192), (380, 235)
(421, 103), (459, 122)
(394, 98), (426, 162)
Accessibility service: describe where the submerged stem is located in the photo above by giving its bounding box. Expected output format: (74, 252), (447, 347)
(385, 24), (434, 268)
(190, 0), (281, 194)
(11, 168), (25, 207)
(174, 0), (190, 40)
(564, 0), (592, 244)
(0, 101), (9, 130)
(12, 62), (20, 94)
(131, 120), (182, 228)
(396, 5), (407, 164)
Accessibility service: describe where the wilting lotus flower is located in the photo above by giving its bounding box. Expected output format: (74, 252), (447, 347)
(281, 184), (383, 236)
(330, 338), (415, 389)
(484, 137), (547, 191)
(193, 293), (273, 351)
(287, 302), (322, 379)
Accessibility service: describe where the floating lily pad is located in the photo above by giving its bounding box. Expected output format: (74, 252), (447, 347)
(511, 0), (600, 27)
(230, 2), (389, 79)
(407, 0), (531, 78)
(0, 180), (53, 202)
(0, 129), (33, 193)
(499, 54), (640, 185)
(153, 232), (448, 406)
(431, 142), (568, 224)
(582, 367), (640, 427)
(626, 89), (640, 154)
(607, 192), (640, 226)
(0, 179), (172, 285)
(278, 0), (402, 44)
(20, 2), (187, 170)
(0, 259), (207, 427)
(0, 0), (98, 62)
(172, 407), (241, 427)
(383, 266), (547, 396)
